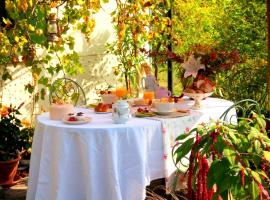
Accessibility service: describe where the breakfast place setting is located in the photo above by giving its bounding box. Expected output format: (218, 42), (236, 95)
(26, 67), (236, 200)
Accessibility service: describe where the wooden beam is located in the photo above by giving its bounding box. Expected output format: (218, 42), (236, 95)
(267, 0), (270, 114)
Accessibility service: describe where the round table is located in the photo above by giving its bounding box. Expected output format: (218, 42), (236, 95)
(26, 97), (235, 200)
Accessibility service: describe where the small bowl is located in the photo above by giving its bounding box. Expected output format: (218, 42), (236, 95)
(101, 94), (118, 104)
(154, 102), (175, 113)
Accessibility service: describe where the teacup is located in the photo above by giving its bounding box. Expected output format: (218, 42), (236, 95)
(101, 94), (118, 104)
(154, 102), (174, 113)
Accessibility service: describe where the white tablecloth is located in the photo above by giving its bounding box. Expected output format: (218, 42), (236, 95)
(26, 97), (235, 200)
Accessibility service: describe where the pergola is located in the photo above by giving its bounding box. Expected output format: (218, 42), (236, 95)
(267, 0), (270, 113)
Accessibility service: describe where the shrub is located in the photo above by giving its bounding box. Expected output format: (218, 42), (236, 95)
(173, 113), (270, 199)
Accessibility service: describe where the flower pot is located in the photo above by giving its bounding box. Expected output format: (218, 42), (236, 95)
(0, 156), (21, 187)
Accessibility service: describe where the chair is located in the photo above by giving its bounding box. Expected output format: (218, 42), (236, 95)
(49, 78), (87, 106)
(219, 99), (261, 123)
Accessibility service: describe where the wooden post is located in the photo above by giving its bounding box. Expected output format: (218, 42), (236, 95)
(267, 0), (270, 114)
(167, 9), (173, 93)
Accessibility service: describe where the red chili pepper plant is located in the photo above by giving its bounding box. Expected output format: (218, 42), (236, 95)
(172, 113), (270, 200)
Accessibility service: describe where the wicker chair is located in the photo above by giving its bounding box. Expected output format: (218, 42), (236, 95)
(219, 99), (261, 123)
(49, 78), (87, 106)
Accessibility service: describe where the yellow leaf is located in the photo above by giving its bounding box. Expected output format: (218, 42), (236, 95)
(15, 36), (20, 43)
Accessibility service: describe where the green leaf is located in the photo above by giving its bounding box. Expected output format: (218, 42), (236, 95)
(263, 151), (270, 163)
(40, 88), (46, 100)
(257, 170), (268, 180)
(201, 140), (211, 156)
(2, 71), (12, 80)
(248, 180), (259, 200)
(38, 77), (49, 86)
(29, 33), (47, 44)
(174, 138), (194, 163)
(247, 127), (260, 140)
(175, 133), (193, 141)
(207, 158), (230, 189)
(193, 135), (209, 152)
(219, 190), (228, 200)
(254, 140), (261, 153)
(217, 175), (231, 194)
(213, 135), (226, 153)
(256, 116), (266, 129)
(196, 124), (206, 134)
(251, 171), (261, 184)
(227, 129), (240, 144)
(223, 147), (236, 164)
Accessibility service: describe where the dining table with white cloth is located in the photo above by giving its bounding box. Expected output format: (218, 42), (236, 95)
(26, 97), (236, 200)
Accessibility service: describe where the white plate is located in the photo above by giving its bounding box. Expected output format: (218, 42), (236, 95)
(63, 117), (92, 125)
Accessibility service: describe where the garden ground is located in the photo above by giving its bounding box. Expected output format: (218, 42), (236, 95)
(0, 178), (187, 200)
(0, 177), (27, 200)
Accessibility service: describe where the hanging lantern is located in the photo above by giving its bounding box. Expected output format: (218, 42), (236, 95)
(48, 13), (59, 42)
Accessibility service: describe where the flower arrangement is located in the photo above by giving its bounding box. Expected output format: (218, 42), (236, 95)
(181, 45), (241, 93)
(0, 103), (32, 161)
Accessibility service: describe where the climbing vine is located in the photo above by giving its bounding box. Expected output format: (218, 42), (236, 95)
(108, 0), (179, 94)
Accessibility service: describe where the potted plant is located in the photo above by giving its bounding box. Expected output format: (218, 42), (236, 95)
(0, 103), (32, 187)
(173, 112), (270, 200)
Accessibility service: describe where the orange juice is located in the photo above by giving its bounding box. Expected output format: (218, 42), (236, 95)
(143, 91), (155, 100)
(160, 98), (168, 102)
(116, 88), (127, 98)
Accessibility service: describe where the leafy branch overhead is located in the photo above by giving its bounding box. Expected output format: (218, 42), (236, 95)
(0, 0), (107, 100)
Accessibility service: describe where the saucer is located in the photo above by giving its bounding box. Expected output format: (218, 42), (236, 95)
(95, 111), (112, 114)
(134, 112), (156, 118)
(152, 109), (175, 115)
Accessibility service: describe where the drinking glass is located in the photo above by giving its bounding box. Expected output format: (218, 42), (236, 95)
(116, 88), (127, 99)
(143, 91), (154, 108)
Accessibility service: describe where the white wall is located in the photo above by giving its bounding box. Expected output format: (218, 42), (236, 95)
(0, 0), (118, 123)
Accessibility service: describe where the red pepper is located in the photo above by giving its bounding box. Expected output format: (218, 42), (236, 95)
(259, 184), (263, 200)
(208, 188), (214, 200)
(241, 167), (245, 187)
(259, 184), (270, 200)
(195, 133), (201, 144)
(261, 164), (266, 171)
(196, 159), (203, 200)
(188, 151), (194, 200)
(202, 157), (209, 200)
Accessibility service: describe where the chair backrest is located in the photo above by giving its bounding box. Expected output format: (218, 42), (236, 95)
(219, 99), (261, 123)
(49, 78), (87, 106)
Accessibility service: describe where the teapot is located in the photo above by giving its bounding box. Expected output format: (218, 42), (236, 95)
(155, 86), (171, 99)
(112, 100), (131, 124)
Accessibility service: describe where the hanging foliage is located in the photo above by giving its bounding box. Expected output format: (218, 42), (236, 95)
(0, 0), (108, 100)
(108, 0), (180, 93)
